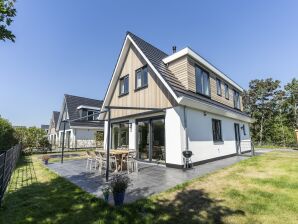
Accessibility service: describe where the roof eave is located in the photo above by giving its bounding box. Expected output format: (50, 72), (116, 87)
(178, 96), (253, 123)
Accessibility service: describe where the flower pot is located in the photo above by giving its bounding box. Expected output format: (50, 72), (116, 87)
(113, 191), (125, 206)
(44, 160), (48, 165)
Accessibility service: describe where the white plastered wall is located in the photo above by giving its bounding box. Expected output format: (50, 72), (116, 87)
(185, 107), (251, 163)
(74, 128), (97, 148)
(165, 107), (184, 165)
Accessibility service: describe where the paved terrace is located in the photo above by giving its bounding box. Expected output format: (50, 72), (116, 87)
(47, 152), (262, 204)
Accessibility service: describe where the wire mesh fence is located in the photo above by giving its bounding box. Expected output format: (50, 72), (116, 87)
(0, 145), (21, 206)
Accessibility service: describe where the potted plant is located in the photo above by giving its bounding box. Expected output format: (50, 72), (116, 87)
(102, 186), (110, 202)
(42, 155), (50, 165)
(110, 174), (130, 206)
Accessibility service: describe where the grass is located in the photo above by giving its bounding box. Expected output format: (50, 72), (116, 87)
(255, 144), (298, 150)
(1, 151), (298, 224)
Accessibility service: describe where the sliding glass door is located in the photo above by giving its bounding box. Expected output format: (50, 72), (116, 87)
(152, 119), (165, 162)
(137, 120), (150, 161)
(137, 117), (165, 164)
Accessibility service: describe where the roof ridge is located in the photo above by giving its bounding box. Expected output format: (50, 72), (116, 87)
(64, 93), (103, 102)
(127, 31), (169, 57)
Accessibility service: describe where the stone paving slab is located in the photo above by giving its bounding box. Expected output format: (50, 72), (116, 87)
(47, 151), (264, 204)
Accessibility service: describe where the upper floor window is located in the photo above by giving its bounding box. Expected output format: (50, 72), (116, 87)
(135, 65), (148, 90)
(119, 75), (129, 96)
(195, 65), (210, 96)
(216, 79), (222, 96)
(212, 119), (223, 142)
(233, 90), (240, 109)
(224, 83), (229, 99)
(87, 110), (95, 121)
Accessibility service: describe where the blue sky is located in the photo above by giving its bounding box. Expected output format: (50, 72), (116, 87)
(0, 0), (297, 127)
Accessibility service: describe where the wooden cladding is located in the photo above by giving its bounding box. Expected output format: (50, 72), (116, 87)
(168, 56), (243, 111)
(108, 45), (176, 119)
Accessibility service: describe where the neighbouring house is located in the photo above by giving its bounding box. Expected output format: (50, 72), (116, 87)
(48, 111), (60, 148)
(56, 94), (104, 149)
(101, 32), (253, 168)
(41, 125), (49, 134)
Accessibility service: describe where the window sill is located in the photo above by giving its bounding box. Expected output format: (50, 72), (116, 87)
(135, 85), (148, 92)
(196, 92), (211, 99)
(217, 93), (222, 97)
(213, 140), (224, 145)
(118, 92), (129, 98)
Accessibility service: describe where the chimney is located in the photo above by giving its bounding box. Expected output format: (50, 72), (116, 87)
(172, 46), (177, 54)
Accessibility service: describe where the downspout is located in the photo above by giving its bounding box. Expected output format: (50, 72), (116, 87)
(183, 106), (189, 151)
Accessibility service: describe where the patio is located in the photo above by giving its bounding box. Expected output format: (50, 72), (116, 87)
(47, 152), (260, 204)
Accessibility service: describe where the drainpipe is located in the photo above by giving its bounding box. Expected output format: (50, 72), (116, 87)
(183, 106), (189, 151)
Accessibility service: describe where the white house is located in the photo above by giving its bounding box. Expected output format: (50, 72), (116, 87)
(100, 32), (253, 168)
(56, 94), (104, 149)
(48, 111), (60, 147)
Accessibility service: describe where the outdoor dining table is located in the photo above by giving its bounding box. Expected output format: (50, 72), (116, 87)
(95, 149), (129, 172)
(110, 149), (129, 172)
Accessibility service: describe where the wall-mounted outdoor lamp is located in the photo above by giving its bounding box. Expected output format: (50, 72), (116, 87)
(203, 111), (207, 116)
(241, 124), (246, 135)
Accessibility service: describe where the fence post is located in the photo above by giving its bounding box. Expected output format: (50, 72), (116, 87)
(251, 141), (255, 156)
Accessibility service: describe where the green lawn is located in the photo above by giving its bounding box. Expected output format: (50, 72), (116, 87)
(0, 151), (298, 224)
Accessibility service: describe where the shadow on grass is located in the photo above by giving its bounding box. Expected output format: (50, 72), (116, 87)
(123, 189), (245, 224)
(0, 157), (245, 224)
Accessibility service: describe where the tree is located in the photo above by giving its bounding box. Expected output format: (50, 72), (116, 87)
(0, 0), (16, 42)
(0, 117), (17, 150)
(95, 131), (104, 148)
(25, 127), (46, 150)
(38, 136), (50, 152)
(243, 78), (281, 145)
(284, 78), (298, 129)
(14, 126), (27, 146)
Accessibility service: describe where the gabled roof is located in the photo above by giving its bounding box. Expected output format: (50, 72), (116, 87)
(41, 125), (49, 130)
(127, 32), (185, 94)
(101, 32), (251, 122)
(64, 94), (102, 121)
(53, 111), (60, 128)
(58, 94), (104, 128)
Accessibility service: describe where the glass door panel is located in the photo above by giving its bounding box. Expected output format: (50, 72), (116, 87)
(137, 121), (150, 161)
(152, 119), (165, 163)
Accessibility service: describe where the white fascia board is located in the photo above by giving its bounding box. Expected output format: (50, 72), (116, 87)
(99, 36), (130, 120)
(69, 126), (104, 130)
(178, 96), (253, 123)
(100, 34), (179, 120)
(163, 47), (243, 92)
(127, 35), (179, 101)
(77, 105), (101, 110)
(56, 97), (66, 132)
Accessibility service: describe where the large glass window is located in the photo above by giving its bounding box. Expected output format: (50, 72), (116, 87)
(212, 119), (222, 142)
(119, 75), (129, 95)
(135, 65), (148, 89)
(137, 117), (165, 163)
(111, 122), (129, 149)
(224, 83), (229, 99)
(216, 78), (222, 96)
(195, 65), (210, 96)
(233, 90), (240, 109)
